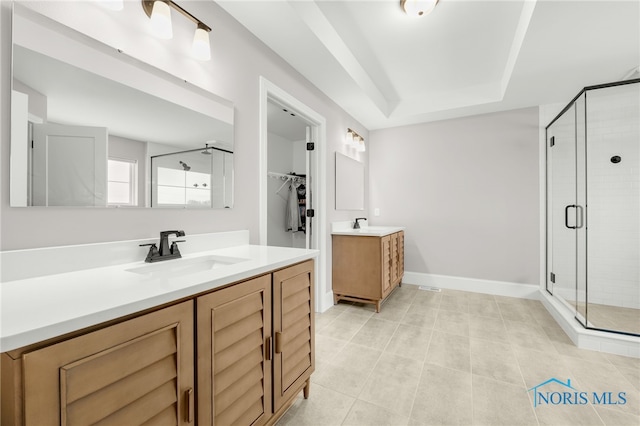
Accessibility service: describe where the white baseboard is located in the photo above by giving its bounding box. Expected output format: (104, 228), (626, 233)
(403, 271), (540, 300)
(317, 289), (335, 313)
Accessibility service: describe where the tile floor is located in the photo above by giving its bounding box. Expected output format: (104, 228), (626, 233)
(277, 285), (640, 426)
(575, 302), (640, 336)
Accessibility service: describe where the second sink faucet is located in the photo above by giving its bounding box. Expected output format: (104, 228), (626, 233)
(354, 218), (367, 229)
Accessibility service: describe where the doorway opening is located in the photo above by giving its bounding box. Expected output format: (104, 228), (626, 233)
(266, 99), (311, 249)
(259, 77), (329, 312)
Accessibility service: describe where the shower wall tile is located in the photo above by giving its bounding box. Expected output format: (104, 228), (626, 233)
(586, 84), (640, 309)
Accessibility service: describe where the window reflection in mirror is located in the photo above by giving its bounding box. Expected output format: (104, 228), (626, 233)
(151, 147), (233, 208)
(10, 5), (234, 208)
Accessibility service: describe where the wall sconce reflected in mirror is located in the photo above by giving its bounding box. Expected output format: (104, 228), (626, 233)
(142, 0), (212, 60)
(346, 128), (366, 152)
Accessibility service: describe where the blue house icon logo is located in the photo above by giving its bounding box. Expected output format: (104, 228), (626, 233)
(527, 378), (578, 408)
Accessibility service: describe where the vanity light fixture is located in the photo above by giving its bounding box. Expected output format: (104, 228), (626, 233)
(142, 0), (212, 60)
(401, 0), (438, 17)
(346, 128), (366, 152)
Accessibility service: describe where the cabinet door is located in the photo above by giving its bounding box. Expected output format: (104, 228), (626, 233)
(381, 235), (392, 297)
(273, 260), (314, 412)
(197, 275), (272, 426)
(390, 233), (399, 285)
(397, 231), (405, 282)
(22, 301), (195, 426)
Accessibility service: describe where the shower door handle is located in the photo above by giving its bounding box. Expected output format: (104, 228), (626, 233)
(565, 204), (577, 229)
(576, 205), (584, 229)
(564, 204), (584, 229)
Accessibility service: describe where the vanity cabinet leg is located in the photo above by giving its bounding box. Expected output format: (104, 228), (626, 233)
(375, 301), (381, 313)
(303, 380), (310, 399)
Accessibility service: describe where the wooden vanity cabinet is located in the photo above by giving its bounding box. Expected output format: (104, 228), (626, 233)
(1, 260), (315, 426)
(3, 301), (195, 426)
(196, 259), (315, 426)
(332, 231), (404, 312)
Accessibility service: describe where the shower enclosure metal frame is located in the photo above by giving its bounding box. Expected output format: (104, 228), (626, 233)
(545, 77), (640, 337)
(150, 145), (234, 208)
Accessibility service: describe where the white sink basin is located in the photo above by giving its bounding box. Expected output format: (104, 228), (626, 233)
(126, 254), (248, 277)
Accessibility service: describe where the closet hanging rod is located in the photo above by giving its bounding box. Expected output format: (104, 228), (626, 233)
(268, 171), (305, 195)
(267, 171), (306, 182)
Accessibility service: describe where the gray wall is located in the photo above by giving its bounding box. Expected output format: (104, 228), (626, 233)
(0, 1), (367, 252)
(369, 107), (540, 285)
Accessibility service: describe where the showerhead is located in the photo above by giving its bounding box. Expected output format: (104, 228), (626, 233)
(179, 161), (191, 171)
(201, 143), (212, 155)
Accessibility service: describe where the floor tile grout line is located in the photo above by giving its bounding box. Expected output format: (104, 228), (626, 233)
(349, 291), (425, 422)
(300, 287), (638, 426)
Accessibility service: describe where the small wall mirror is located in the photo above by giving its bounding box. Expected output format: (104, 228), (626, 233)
(335, 152), (364, 210)
(10, 5), (234, 208)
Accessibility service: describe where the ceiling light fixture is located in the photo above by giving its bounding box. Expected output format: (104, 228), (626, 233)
(401, 0), (438, 17)
(142, 0), (212, 60)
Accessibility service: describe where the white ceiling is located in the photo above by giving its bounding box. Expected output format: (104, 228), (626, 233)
(218, 0), (640, 130)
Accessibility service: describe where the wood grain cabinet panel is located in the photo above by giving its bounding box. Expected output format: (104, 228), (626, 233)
(21, 301), (194, 426)
(333, 231), (404, 312)
(197, 274), (272, 426)
(272, 260), (315, 414)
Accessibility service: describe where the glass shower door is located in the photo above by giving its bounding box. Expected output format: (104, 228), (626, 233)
(547, 103), (585, 318)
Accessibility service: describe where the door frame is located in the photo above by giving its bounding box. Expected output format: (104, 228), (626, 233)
(258, 77), (328, 312)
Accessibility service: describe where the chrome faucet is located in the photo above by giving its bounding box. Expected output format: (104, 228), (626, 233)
(353, 218), (367, 229)
(140, 230), (186, 263)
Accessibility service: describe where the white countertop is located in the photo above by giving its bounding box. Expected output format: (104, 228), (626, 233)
(0, 244), (317, 352)
(331, 225), (405, 237)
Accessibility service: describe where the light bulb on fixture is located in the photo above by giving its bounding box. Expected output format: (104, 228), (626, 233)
(401, 0), (438, 17)
(346, 130), (354, 146)
(150, 0), (173, 39)
(192, 23), (211, 61)
(354, 135), (362, 149)
(357, 138), (366, 153)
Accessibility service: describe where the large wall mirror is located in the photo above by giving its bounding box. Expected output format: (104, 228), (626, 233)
(10, 5), (234, 208)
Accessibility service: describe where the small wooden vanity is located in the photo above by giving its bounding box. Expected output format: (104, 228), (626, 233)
(332, 227), (405, 312)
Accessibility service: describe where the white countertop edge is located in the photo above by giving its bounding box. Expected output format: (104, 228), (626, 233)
(0, 245), (317, 352)
(331, 226), (405, 237)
